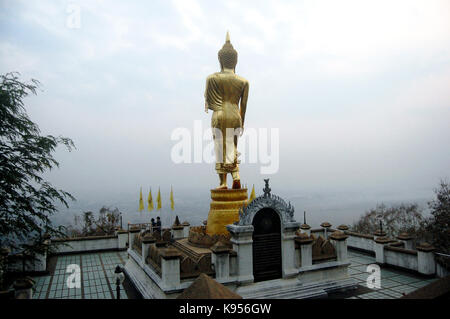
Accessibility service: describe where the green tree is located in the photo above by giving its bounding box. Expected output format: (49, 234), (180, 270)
(352, 203), (426, 241)
(68, 207), (121, 237)
(0, 72), (75, 255)
(426, 180), (450, 254)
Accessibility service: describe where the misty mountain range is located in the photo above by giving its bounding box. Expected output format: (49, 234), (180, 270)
(52, 187), (433, 232)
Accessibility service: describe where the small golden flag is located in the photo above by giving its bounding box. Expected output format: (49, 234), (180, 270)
(139, 187), (144, 212)
(249, 184), (256, 203)
(157, 188), (162, 211)
(148, 188), (154, 212)
(170, 186), (174, 211)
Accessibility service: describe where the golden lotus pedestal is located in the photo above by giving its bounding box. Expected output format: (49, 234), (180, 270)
(206, 188), (248, 236)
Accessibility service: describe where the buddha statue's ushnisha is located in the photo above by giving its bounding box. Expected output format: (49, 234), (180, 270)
(204, 32), (249, 190)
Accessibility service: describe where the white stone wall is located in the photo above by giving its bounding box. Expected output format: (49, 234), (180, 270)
(347, 235), (374, 252)
(161, 258), (180, 289)
(52, 236), (119, 254)
(384, 249), (418, 271)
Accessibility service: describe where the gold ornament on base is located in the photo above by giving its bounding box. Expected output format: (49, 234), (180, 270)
(206, 188), (248, 235)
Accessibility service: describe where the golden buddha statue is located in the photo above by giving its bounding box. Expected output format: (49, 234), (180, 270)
(204, 32), (249, 190)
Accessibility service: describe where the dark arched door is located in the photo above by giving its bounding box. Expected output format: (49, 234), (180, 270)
(252, 208), (282, 282)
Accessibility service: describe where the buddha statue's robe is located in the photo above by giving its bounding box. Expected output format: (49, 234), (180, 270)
(204, 71), (249, 174)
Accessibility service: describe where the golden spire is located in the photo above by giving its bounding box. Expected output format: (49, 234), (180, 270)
(226, 31), (230, 43)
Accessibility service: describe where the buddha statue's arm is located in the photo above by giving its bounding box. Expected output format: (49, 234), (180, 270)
(204, 75), (222, 112)
(240, 81), (249, 129)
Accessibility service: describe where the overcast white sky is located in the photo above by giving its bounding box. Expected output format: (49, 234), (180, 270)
(1, 0), (449, 204)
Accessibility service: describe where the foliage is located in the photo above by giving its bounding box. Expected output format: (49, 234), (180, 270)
(351, 203), (426, 241)
(426, 180), (450, 255)
(0, 72), (75, 255)
(67, 206), (122, 237)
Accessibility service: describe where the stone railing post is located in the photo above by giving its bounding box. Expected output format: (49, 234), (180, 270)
(13, 277), (34, 299)
(295, 233), (314, 267)
(374, 228), (386, 238)
(211, 241), (231, 282)
(320, 222), (332, 239)
(172, 225), (184, 240)
(117, 229), (128, 249)
(397, 232), (414, 250)
(182, 222), (190, 238)
(171, 216), (184, 240)
(226, 224), (254, 284)
(128, 226), (140, 249)
(141, 234), (156, 263)
(337, 225), (349, 233)
(160, 247), (182, 289)
(282, 222), (300, 278)
(330, 231), (349, 262)
(374, 237), (395, 264)
(300, 223), (311, 236)
(417, 243), (436, 275)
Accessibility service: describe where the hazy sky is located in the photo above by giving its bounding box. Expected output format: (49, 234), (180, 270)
(1, 0), (449, 205)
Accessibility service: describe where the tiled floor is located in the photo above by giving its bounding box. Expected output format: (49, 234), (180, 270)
(33, 251), (128, 299)
(346, 250), (438, 299)
(32, 249), (438, 299)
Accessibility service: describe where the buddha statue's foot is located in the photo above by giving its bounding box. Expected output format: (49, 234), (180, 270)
(232, 179), (241, 189)
(216, 173), (227, 190)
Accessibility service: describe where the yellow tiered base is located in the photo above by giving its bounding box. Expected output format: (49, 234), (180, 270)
(206, 188), (248, 236)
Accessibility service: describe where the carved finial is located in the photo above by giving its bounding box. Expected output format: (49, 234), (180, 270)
(226, 31), (230, 43)
(304, 211), (306, 224)
(173, 215), (181, 226)
(263, 179), (271, 197)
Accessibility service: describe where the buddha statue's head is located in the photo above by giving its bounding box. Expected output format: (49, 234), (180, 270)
(218, 31), (238, 71)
